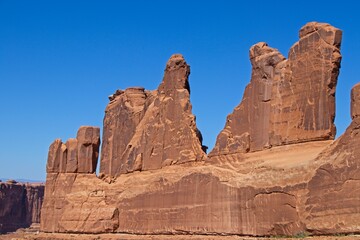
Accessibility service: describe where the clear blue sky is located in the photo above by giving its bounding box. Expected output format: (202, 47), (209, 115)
(1, 0), (359, 181)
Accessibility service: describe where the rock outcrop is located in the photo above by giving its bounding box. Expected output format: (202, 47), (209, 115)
(46, 126), (100, 174)
(40, 22), (360, 237)
(351, 82), (360, 119)
(210, 22), (342, 156)
(40, 126), (101, 232)
(0, 181), (44, 233)
(100, 54), (206, 176)
(305, 83), (360, 234)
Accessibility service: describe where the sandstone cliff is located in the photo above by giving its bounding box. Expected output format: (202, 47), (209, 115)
(0, 181), (44, 233)
(305, 83), (360, 234)
(100, 54), (206, 176)
(47, 126), (100, 174)
(210, 22), (342, 155)
(40, 22), (360, 237)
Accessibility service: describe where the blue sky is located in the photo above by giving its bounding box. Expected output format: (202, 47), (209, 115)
(0, 0), (359, 181)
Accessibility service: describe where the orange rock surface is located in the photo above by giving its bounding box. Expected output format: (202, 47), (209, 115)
(210, 22), (342, 156)
(100, 54), (206, 176)
(40, 22), (360, 237)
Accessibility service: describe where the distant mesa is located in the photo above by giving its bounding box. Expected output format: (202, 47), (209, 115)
(0, 178), (44, 183)
(6, 179), (17, 184)
(0, 181), (44, 234)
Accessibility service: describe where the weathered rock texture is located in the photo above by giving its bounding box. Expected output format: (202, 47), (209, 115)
(210, 22), (342, 155)
(0, 181), (44, 233)
(351, 82), (360, 119)
(40, 22), (360, 237)
(100, 54), (206, 176)
(40, 126), (100, 232)
(46, 126), (100, 174)
(305, 83), (360, 234)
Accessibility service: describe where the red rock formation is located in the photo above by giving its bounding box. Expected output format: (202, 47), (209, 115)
(40, 22), (360, 237)
(46, 139), (62, 173)
(305, 83), (360, 234)
(351, 82), (360, 119)
(210, 22), (342, 156)
(0, 181), (44, 233)
(77, 126), (101, 173)
(100, 54), (206, 176)
(41, 126), (101, 232)
(46, 126), (100, 174)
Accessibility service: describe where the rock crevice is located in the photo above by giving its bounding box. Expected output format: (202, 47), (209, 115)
(210, 22), (342, 156)
(99, 54), (206, 177)
(47, 126), (100, 174)
(39, 22), (360, 237)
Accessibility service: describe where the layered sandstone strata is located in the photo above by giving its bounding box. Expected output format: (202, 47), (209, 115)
(100, 54), (206, 176)
(40, 22), (360, 237)
(305, 82), (360, 234)
(210, 22), (342, 155)
(41, 126), (101, 232)
(0, 181), (44, 233)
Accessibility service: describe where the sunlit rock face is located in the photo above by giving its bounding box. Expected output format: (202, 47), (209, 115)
(210, 22), (342, 156)
(46, 126), (100, 174)
(100, 54), (206, 177)
(40, 22), (360, 237)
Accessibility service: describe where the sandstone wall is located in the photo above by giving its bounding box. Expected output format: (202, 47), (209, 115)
(100, 54), (206, 177)
(304, 83), (360, 234)
(210, 22), (342, 156)
(0, 181), (44, 233)
(47, 126), (100, 174)
(40, 22), (360, 237)
(40, 126), (101, 232)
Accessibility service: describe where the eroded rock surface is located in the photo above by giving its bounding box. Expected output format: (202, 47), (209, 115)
(351, 83), (360, 119)
(100, 54), (206, 176)
(210, 22), (342, 156)
(0, 181), (44, 233)
(305, 84), (360, 234)
(46, 126), (100, 174)
(40, 22), (360, 237)
(41, 126), (101, 232)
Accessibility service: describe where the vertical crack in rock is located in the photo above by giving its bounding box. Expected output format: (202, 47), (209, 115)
(305, 83), (360, 234)
(210, 22), (342, 156)
(40, 22), (360, 237)
(100, 54), (207, 177)
(46, 126), (100, 174)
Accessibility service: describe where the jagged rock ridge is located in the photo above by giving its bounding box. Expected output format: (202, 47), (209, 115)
(100, 54), (207, 177)
(210, 22), (342, 156)
(47, 126), (100, 174)
(40, 22), (360, 237)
